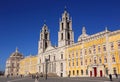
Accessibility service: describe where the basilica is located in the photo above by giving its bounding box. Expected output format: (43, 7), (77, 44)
(5, 9), (120, 77)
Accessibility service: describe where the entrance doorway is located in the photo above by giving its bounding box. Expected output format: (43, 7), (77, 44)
(90, 71), (92, 77)
(61, 73), (63, 77)
(94, 67), (97, 77)
(100, 70), (103, 77)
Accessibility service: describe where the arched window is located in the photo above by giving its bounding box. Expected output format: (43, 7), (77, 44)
(77, 70), (79, 75)
(81, 70), (83, 75)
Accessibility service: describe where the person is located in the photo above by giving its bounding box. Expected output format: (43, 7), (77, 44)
(36, 74), (39, 81)
(68, 73), (70, 78)
(115, 73), (118, 79)
(109, 74), (112, 81)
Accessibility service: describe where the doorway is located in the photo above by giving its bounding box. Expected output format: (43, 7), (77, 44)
(100, 70), (103, 77)
(90, 71), (92, 77)
(61, 73), (63, 77)
(94, 67), (97, 77)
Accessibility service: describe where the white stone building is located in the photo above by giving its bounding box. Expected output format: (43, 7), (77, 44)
(38, 9), (74, 77)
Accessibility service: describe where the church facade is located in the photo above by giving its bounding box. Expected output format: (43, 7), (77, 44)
(38, 10), (74, 77)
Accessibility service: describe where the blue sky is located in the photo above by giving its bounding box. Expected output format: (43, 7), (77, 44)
(0, 0), (120, 71)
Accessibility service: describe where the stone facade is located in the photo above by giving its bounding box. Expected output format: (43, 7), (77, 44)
(5, 48), (24, 76)
(38, 9), (74, 77)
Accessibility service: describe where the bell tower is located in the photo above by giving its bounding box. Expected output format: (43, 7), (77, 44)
(38, 23), (50, 54)
(58, 9), (74, 47)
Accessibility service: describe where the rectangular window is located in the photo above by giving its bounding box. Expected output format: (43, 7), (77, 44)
(77, 70), (79, 75)
(76, 59), (78, 66)
(61, 54), (63, 59)
(111, 42), (114, 50)
(98, 45), (101, 53)
(93, 45), (96, 54)
(54, 56), (55, 61)
(103, 44), (106, 51)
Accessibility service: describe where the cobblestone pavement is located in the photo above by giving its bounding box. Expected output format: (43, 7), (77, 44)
(0, 76), (119, 82)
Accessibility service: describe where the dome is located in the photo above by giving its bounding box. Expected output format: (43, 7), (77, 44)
(10, 48), (23, 58)
(78, 26), (89, 42)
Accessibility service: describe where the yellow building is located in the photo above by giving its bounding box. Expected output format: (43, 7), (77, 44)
(65, 27), (120, 77)
(19, 55), (38, 76)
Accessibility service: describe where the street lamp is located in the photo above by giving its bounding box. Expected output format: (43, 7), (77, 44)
(45, 58), (49, 80)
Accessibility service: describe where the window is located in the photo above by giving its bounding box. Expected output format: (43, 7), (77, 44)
(72, 53), (74, 58)
(61, 23), (63, 30)
(85, 49), (87, 55)
(77, 70), (79, 75)
(98, 46), (101, 52)
(103, 44), (106, 51)
(69, 71), (71, 75)
(49, 55), (50, 61)
(113, 67), (116, 74)
(89, 48), (92, 54)
(68, 32), (70, 40)
(67, 22), (69, 29)
(80, 60), (83, 66)
(118, 41), (120, 49)
(111, 42), (114, 50)
(81, 70), (83, 75)
(61, 54), (63, 59)
(61, 63), (63, 71)
(54, 56), (55, 61)
(76, 51), (78, 58)
(94, 57), (97, 64)
(45, 34), (47, 39)
(61, 33), (63, 40)
(99, 58), (102, 63)
(112, 55), (116, 63)
(104, 56), (107, 63)
(72, 61), (74, 66)
(80, 58), (83, 65)
(76, 59), (78, 66)
(73, 70), (75, 75)
(93, 45), (96, 54)
(80, 49), (82, 55)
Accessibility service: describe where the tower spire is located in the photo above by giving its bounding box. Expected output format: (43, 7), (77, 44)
(82, 26), (86, 35)
(15, 47), (18, 52)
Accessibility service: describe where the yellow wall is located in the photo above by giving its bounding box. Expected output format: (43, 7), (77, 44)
(65, 32), (120, 77)
(19, 56), (38, 75)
